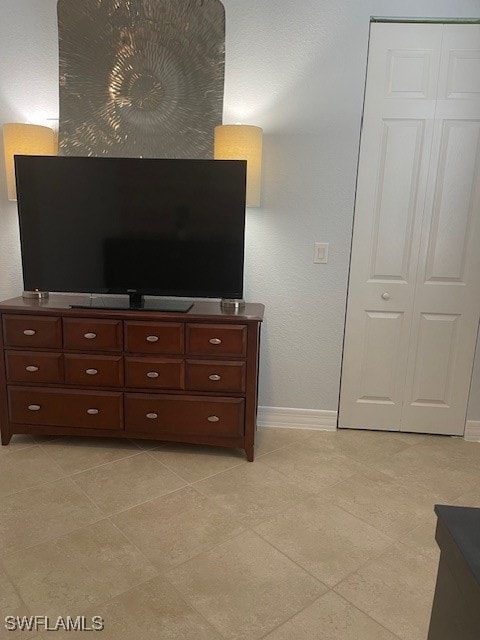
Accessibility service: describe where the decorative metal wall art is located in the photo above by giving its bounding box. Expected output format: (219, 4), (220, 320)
(57, 0), (225, 158)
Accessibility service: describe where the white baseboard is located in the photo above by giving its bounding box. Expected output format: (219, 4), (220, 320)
(464, 420), (480, 442)
(257, 406), (337, 431)
(257, 412), (480, 439)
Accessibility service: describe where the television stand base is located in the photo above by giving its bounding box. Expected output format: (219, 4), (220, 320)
(22, 290), (50, 301)
(221, 298), (245, 311)
(70, 295), (193, 313)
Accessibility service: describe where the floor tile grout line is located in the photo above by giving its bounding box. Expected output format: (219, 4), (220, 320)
(255, 588), (404, 640)
(159, 578), (230, 640)
(0, 512), (111, 562)
(327, 538), (402, 591)
(329, 534), (439, 604)
(33, 442), (230, 514)
(3, 517), (165, 619)
(328, 590), (405, 640)
(245, 528), (331, 587)
(158, 526), (326, 640)
(331, 582), (411, 640)
(314, 487), (439, 545)
(332, 590), (405, 640)
(36, 442), (152, 523)
(255, 594), (330, 639)
(5, 569), (163, 632)
(250, 512), (399, 591)
(119, 569), (231, 640)
(142, 447), (248, 483)
(38, 444), (146, 478)
(2, 440), (246, 502)
(255, 443), (378, 490)
(0, 441), (39, 456)
(71, 481), (190, 519)
(0, 445), (148, 500)
(110, 512), (248, 576)
(3, 513), (164, 607)
(0, 557), (36, 618)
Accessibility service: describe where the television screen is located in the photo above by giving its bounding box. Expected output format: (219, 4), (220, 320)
(15, 155), (247, 301)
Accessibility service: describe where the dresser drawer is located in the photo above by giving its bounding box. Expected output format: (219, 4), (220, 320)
(187, 324), (247, 357)
(3, 315), (62, 349)
(186, 360), (246, 393)
(5, 351), (63, 384)
(63, 318), (122, 351)
(125, 394), (244, 438)
(8, 387), (123, 429)
(125, 357), (184, 390)
(125, 321), (184, 354)
(65, 354), (123, 387)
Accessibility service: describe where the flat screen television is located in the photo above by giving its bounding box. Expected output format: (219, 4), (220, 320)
(14, 155), (247, 311)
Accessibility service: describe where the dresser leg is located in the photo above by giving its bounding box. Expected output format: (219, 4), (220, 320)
(246, 445), (254, 462)
(1, 430), (12, 445)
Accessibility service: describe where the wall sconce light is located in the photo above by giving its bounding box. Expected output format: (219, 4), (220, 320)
(214, 124), (263, 207)
(2, 123), (56, 201)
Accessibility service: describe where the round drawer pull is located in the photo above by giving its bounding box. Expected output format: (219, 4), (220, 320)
(207, 415), (220, 422)
(209, 338), (222, 345)
(25, 365), (39, 372)
(87, 408), (99, 415)
(86, 368), (98, 376)
(146, 335), (159, 343)
(147, 371), (159, 378)
(23, 329), (36, 336)
(28, 404), (41, 411)
(146, 412), (158, 419)
(209, 374), (221, 381)
(84, 332), (97, 340)
(381, 292), (391, 301)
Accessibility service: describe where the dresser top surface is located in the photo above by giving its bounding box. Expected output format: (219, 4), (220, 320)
(0, 295), (264, 322)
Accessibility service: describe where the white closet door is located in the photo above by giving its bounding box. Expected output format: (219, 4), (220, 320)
(340, 22), (480, 435)
(339, 23), (442, 430)
(402, 25), (480, 434)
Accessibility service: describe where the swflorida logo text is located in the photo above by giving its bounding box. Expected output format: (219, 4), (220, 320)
(5, 616), (104, 632)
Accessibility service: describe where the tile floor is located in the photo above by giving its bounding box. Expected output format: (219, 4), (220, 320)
(0, 427), (479, 639)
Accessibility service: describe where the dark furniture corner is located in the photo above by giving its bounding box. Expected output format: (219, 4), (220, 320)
(428, 504), (480, 640)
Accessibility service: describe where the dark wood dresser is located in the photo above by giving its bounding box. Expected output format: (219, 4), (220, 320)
(0, 296), (264, 461)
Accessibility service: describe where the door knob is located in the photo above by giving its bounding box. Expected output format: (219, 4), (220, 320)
(381, 293), (390, 300)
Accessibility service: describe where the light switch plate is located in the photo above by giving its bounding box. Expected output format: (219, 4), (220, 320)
(314, 242), (329, 264)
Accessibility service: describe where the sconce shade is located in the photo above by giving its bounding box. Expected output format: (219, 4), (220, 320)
(214, 124), (263, 207)
(3, 123), (56, 201)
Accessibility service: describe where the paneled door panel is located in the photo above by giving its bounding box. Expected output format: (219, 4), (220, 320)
(340, 23), (480, 436)
(357, 311), (405, 405)
(402, 25), (480, 435)
(438, 25), (480, 100)
(370, 119), (425, 282)
(424, 120), (480, 283)
(409, 313), (459, 407)
(339, 23), (441, 430)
